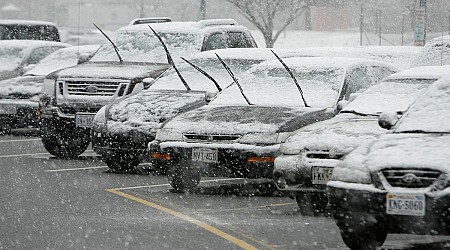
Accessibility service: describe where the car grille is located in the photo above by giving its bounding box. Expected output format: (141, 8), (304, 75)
(305, 150), (344, 160)
(184, 134), (241, 142)
(65, 80), (128, 96)
(381, 168), (442, 188)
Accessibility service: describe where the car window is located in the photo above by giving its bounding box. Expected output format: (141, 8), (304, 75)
(369, 66), (396, 83)
(342, 66), (372, 100)
(203, 33), (227, 51)
(227, 31), (254, 48)
(26, 46), (62, 65)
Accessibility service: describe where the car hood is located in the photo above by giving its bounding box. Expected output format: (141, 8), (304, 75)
(0, 75), (44, 98)
(54, 62), (169, 80)
(160, 105), (330, 137)
(280, 113), (386, 155)
(106, 90), (207, 134)
(365, 133), (450, 174)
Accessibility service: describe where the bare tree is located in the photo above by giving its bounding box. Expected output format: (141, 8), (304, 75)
(225, 0), (315, 47)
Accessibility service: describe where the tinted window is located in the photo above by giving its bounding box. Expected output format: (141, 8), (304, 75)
(227, 31), (254, 48)
(203, 33), (227, 51)
(26, 46), (63, 65)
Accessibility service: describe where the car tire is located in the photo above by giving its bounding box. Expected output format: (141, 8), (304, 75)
(104, 153), (140, 172)
(167, 164), (201, 192)
(41, 129), (90, 159)
(337, 222), (387, 250)
(295, 193), (328, 216)
(151, 160), (167, 176)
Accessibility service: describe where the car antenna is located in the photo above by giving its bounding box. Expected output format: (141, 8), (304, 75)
(148, 25), (191, 91)
(441, 25), (444, 66)
(180, 57), (222, 92)
(93, 23), (123, 63)
(270, 50), (309, 107)
(215, 53), (252, 105)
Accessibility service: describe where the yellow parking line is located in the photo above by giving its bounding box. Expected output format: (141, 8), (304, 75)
(106, 188), (258, 250)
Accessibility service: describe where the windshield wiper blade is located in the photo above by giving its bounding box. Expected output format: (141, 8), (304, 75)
(215, 53), (252, 105)
(148, 25), (191, 91)
(181, 57), (222, 92)
(270, 49), (309, 107)
(93, 23), (123, 63)
(340, 110), (373, 116)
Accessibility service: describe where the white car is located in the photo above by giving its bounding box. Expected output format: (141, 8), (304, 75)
(150, 56), (397, 191)
(327, 75), (450, 249)
(273, 65), (450, 214)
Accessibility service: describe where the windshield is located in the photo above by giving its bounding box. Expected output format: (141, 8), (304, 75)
(90, 29), (201, 63)
(395, 77), (450, 133)
(210, 59), (344, 107)
(0, 47), (25, 72)
(341, 78), (436, 116)
(149, 58), (260, 92)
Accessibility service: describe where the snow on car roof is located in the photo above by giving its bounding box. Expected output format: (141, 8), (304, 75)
(386, 65), (450, 80)
(411, 35), (450, 67)
(394, 75), (450, 133)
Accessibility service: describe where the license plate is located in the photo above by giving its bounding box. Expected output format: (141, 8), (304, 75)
(75, 113), (95, 128)
(311, 167), (333, 184)
(0, 104), (17, 115)
(386, 193), (425, 216)
(192, 148), (218, 163)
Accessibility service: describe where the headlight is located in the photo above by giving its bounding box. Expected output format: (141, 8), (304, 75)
(93, 105), (107, 124)
(239, 132), (291, 145)
(41, 78), (56, 98)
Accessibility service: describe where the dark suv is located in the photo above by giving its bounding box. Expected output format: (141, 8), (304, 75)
(39, 19), (257, 158)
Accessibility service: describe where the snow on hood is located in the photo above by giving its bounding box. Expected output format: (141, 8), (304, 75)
(25, 45), (99, 76)
(159, 105), (325, 137)
(411, 35), (450, 67)
(0, 75), (44, 98)
(384, 65), (450, 80)
(363, 134), (450, 174)
(55, 62), (168, 80)
(280, 114), (385, 155)
(394, 76), (450, 133)
(106, 90), (206, 134)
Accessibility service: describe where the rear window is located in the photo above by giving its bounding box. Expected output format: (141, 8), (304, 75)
(0, 24), (60, 42)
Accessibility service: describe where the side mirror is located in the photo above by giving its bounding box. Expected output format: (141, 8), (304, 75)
(143, 77), (154, 89)
(336, 100), (349, 113)
(378, 112), (399, 130)
(77, 53), (92, 64)
(205, 92), (216, 102)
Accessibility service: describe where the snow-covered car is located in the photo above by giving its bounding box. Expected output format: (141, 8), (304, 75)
(273, 65), (450, 214)
(327, 76), (450, 249)
(0, 40), (70, 81)
(0, 45), (99, 133)
(411, 35), (450, 67)
(92, 48), (287, 172)
(150, 57), (397, 191)
(39, 19), (257, 158)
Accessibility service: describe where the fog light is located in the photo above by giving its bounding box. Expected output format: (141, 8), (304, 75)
(151, 152), (171, 160)
(247, 156), (275, 163)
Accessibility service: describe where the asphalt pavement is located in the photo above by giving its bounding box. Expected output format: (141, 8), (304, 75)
(1, 134), (449, 249)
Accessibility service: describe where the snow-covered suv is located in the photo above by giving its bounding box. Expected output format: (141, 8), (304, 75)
(39, 19), (257, 158)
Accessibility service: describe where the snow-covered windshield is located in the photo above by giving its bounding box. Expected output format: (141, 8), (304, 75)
(210, 57), (345, 107)
(149, 58), (260, 91)
(25, 45), (98, 76)
(0, 47), (25, 72)
(341, 78), (436, 116)
(90, 29), (201, 63)
(395, 77), (450, 134)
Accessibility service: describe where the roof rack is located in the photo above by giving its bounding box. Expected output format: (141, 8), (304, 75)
(129, 17), (172, 25)
(198, 19), (238, 28)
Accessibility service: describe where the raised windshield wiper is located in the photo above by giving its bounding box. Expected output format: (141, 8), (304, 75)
(148, 25), (191, 91)
(180, 57), (222, 92)
(270, 50), (309, 107)
(93, 23), (123, 63)
(215, 53), (252, 105)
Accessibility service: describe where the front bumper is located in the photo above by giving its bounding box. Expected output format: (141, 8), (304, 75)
(273, 154), (340, 195)
(328, 182), (450, 235)
(0, 99), (39, 129)
(92, 124), (154, 160)
(150, 141), (280, 178)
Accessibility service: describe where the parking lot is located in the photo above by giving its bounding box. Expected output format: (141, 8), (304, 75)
(1, 134), (449, 249)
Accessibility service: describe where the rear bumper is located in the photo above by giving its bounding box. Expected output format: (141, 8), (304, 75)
(328, 182), (450, 235)
(0, 100), (39, 129)
(150, 141), (280, 178)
